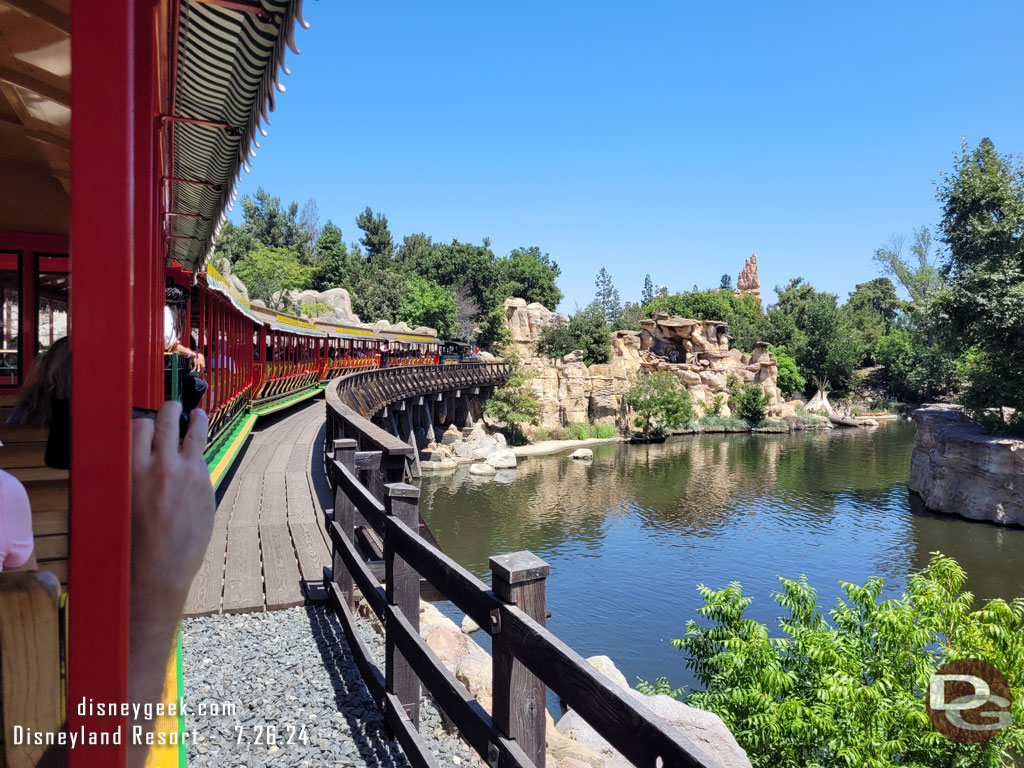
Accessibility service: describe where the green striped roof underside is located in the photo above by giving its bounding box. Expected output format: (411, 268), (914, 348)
(168, 0), (307, 272)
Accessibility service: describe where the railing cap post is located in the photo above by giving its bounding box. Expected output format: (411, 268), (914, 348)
(334, 438), (357, 451)
(384, 482), (420, 499)
(489, 551), (550, 584)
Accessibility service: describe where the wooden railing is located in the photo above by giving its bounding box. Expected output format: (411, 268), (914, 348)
(322, 388), (724, 768)
(332, 362), (508, 418)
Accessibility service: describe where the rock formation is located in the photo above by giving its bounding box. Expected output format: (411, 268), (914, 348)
(288, 287), (360, 324)
(412, 600), (752, 768)
(910, 406), (1024, 525)
(504, 297), (566, 357)
(421, 424), (516, 473)
(503, 298), (789, 430)
(733, 253), (761, 303)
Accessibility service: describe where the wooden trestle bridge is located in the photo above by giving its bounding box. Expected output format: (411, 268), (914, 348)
(185, 362), (723, 768)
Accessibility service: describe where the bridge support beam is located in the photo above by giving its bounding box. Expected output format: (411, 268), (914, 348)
(405, 404), (421, 478)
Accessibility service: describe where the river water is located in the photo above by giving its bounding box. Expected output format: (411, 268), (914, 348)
(417, 421), (1024, 698)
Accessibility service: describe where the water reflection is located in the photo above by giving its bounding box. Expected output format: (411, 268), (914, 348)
(418, 421), (1024, 695)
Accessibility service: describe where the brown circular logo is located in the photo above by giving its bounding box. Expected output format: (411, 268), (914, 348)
(927, 658), (1013, 743)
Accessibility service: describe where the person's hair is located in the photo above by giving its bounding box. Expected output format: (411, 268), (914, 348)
(165, 284), (190, 305)
(14, 336), (71, 426)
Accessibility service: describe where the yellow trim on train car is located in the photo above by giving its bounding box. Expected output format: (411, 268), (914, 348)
(333, 326), (376, 336)
(274, 314), (319, 330)
(393, 333), (435, 342)
(205, 264), (251, 308)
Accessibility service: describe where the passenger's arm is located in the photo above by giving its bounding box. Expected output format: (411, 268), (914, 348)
(128, 403), (214, 768)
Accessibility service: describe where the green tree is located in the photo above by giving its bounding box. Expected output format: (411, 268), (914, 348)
(664, 554), (1024, 768)
(568, 301), (611, 365)
(395, 232), (435, 270)
(764, 280), (859, 392)
(535, 322), (576, 360)
(933, 137), (1024, 431)
(212, 219), (254, 264)
(310, 221), (353, 291)
(594, 267), (622, 327)
(624, 370), (694, 437)
(618, 301), (644, 331)
(397, 276), (457, 339)
(768, 345), (804, 397)
(233, 243), (313, 308)
(499, 247), (562, 309)
(484, 348), (543, 444)
(719, 274), (733, 290)
(874, 226), (944, 305)
(355, 206), (395, 262)
(240, 188), (319, 263)
(844, 277), (903, 365)
(347, 260), (408, 324)
(800, 293), (860, 393)
(641, 274), (655, 305)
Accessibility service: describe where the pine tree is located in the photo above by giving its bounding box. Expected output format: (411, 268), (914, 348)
(641, 274), (655, 305)
(594, 267), (622, 326)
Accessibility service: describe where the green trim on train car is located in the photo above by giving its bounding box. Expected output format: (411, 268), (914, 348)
(249, 384), (323, 416)
(204, 411), (258, 491)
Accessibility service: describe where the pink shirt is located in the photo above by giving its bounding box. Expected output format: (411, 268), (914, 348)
(0, 470), (34, 570)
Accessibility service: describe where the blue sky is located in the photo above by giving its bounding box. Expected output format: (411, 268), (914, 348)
(231, 1), (1024, 312)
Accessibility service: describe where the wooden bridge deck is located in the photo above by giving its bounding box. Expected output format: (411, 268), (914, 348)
(184, 397), (332, 616)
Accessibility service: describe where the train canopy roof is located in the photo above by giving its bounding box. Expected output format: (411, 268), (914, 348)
(0, 0), (305, 263)
(167, 0), (307, 272)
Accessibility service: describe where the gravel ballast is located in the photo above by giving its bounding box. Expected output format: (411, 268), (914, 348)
(182, 606), (483, 768)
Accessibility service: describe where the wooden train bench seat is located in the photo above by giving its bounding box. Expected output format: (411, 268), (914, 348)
(0, 571), (64, 768)
(0, 394), (16, 426)
(0, 427), (70, 590)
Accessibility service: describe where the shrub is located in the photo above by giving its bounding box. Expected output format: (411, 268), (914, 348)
(562, 422), (619, 440)
(625, 371), (694, 437)
(636, 676), (685, 699)
(300, 301), (332, 318)
(564, 422), (591, 441)
(702, 394), (725, 417)
(665, 554), (1024, 768)
(727, 375), (771, 423)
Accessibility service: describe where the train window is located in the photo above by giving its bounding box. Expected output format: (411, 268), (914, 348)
(36, 255), (69, 353)
(0, 252), (19, 387)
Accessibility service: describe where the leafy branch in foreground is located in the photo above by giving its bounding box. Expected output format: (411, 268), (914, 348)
(651, 554), (1024, 768)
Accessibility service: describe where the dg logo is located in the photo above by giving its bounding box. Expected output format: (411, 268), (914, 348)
(927, 658), (1013, 743)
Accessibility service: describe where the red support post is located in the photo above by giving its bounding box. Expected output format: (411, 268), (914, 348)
(69, 0), (140, 763)
(198, 286), (207, 410)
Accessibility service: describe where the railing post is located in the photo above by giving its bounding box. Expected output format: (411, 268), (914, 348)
(490, 551), (549, 768)
(332, 439), (357, 608)
(384, 483), (421, 726)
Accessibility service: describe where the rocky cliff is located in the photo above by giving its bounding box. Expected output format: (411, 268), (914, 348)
(909, 406), (1024, 525)
(734, 253), (761, 303)
(504, 298), (789, 430)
